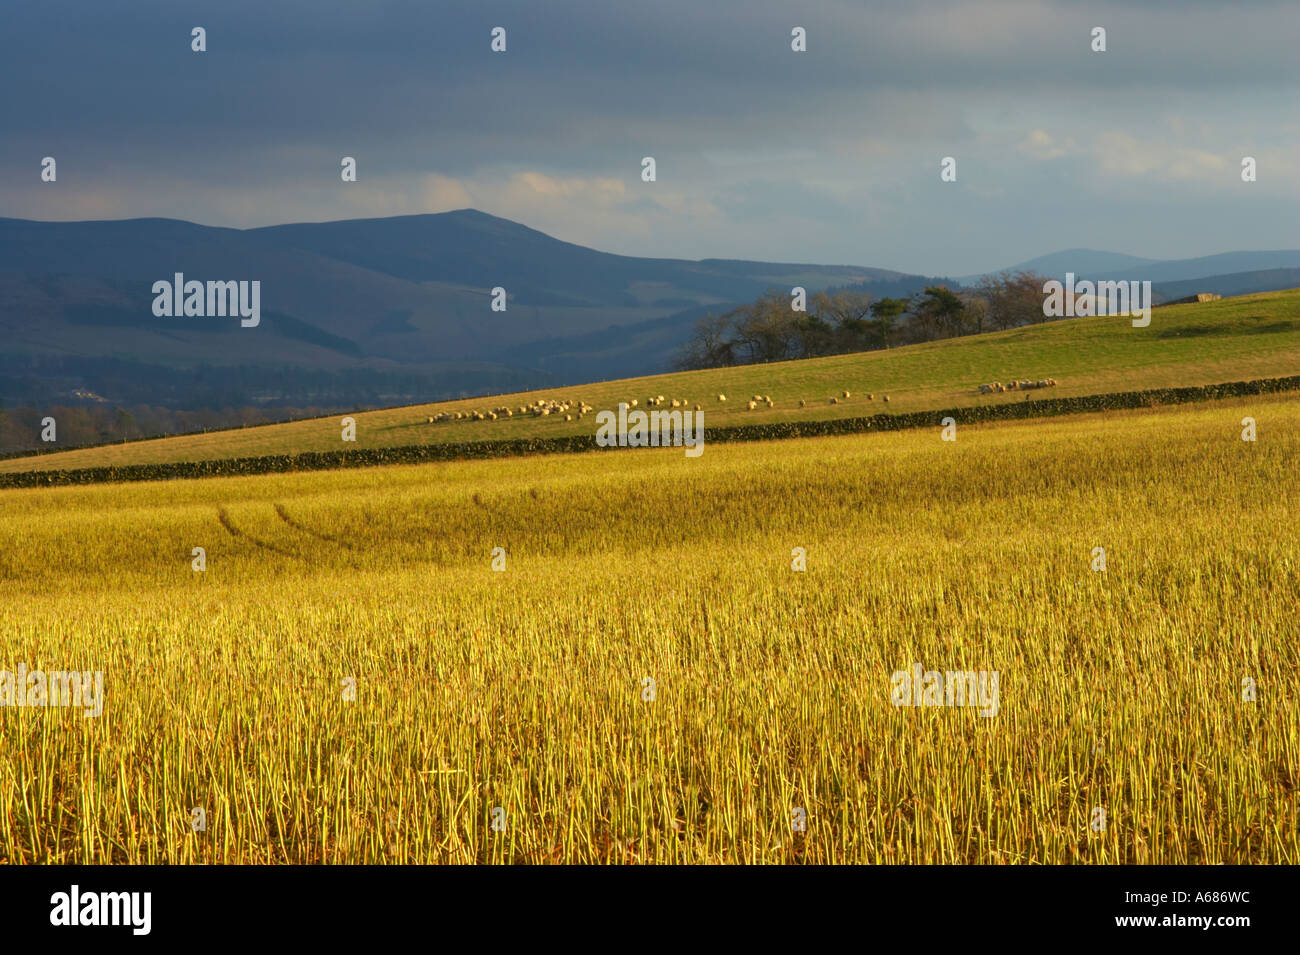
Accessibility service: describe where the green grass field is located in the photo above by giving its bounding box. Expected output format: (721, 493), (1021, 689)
(4, 290), (1299, 474)
(1, 394), (1295, 863)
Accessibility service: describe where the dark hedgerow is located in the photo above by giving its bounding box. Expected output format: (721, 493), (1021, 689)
(3, 374), (1298, 490)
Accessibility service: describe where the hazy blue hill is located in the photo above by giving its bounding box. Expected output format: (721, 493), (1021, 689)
(1113, 251), (1300, 284)
(1153, 267), (1300, 303)
(247, 209), (896, 307)
(0, 211), (935, 409)
(959, 248), (1158, 283)
(961, 247), (1300, 286)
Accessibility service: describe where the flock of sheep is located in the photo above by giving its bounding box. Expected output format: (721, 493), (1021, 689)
(636, 394), (702, 410)
(427, 396), (597, 424)
(734, 390), (891, 410)
(425, 387), (895, 426)
(978, 378), (1058, 394)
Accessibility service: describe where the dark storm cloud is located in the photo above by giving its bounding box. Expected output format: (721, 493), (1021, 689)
(2, 0), (1297, 273)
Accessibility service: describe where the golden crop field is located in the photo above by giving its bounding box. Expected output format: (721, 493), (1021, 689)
(0, 393), (1296, 864)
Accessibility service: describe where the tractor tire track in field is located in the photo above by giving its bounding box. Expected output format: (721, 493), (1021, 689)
(216, 506), (302, 559)
(476, 487), (543, 513)
(273, 503), (359, 550)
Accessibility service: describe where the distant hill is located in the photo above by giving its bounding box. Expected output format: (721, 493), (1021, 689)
(0, 211), (942, 409)
(248, 211), (910, 307)
(962, 248), (1300, 287)
(1113, 252), (1300, 285)
(959, 248), (1159, 284)
(1152, 268), (1300, 303)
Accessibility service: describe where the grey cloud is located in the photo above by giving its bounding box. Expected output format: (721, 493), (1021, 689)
(1, 0), (1296, 274)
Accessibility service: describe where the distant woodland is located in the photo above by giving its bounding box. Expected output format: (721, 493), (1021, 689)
(675, 271), (1049, 369)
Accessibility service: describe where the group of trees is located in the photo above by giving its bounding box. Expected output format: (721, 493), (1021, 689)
(675, 270), (1050, 370)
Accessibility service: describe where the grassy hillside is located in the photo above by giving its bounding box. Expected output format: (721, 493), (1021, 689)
(4, 289), (1298, 474)
(1, 394), (1294, 862)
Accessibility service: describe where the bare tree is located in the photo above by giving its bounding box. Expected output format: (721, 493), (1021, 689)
(975, 270), (1049, 330)
(674, 311), (736, 369)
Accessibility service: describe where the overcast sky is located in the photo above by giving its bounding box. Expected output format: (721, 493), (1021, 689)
(3, 0), (1297, 275)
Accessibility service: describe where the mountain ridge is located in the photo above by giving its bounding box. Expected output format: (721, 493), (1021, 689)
(0, 210), (942, 409)
(3, 210), (1298, 411)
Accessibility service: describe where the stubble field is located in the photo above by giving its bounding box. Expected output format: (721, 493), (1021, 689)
(0, 393), (1295, 863)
